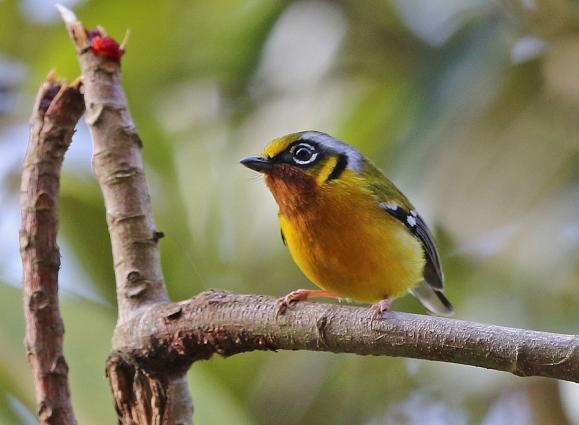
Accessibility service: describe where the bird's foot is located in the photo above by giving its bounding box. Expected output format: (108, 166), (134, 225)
(276, 289), (310, 316)
(370, 298), (392, 320)
(276, 289), (337, 317)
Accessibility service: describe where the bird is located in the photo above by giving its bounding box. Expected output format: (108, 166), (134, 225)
(240, 131), (453, 318)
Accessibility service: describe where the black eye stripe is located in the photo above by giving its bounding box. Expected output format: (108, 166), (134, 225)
(326, 154), (348, 181)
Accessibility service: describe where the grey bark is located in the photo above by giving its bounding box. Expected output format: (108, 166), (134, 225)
(114, 290), (579, 383)
(59, 11), (193, 425)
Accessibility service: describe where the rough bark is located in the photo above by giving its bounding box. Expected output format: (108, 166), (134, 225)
(20, 74), (84, 425)
(112, 290), (579, 383)
(58, 8), (192, 424)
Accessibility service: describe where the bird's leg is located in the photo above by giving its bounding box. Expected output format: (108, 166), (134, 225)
(276, 289), (338, 316)
(370, 298), (392, 320)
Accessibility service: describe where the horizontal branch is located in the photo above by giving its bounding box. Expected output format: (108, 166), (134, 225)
(114, 290), (579, 383)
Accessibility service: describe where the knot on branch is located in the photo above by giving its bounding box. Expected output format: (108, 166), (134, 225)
(29, 290), (51, 312)
(50, 355), (70, 376)
(316, 314), (331, 348)
(38, 400), (58, 423)
(124, 270), (151, 299)
(152, 230), (165, 242)
(35, 192), (54, 211)
(103, 166), (142, 185)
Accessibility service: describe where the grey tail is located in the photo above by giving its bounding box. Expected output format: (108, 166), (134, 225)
(409, 281), (454, 317)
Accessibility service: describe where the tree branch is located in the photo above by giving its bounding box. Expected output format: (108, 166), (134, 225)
(115, 290), (579, 383)
(20, 73), (84, 425)
(57, 6), (192, 424)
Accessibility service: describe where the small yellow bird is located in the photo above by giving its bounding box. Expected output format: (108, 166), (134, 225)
(241, 131), (453, 317)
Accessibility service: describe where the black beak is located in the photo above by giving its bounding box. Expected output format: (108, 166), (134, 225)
(240, 155), (273, 172)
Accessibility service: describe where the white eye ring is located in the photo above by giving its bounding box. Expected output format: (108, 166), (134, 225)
(291, 143), (318, 165)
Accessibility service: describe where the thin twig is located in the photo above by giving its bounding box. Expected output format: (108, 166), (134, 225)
(20, 74), (84, 425)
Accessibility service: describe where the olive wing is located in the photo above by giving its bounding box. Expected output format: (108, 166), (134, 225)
(378, 200), (444, 289)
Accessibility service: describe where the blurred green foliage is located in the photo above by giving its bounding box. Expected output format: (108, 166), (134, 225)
(0, 0), (578, 424)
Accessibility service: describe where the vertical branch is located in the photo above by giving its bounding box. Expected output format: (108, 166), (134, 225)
(57, 7), (193, 424)
(58, 9), (169, 318)
(20, 74), (84, 425)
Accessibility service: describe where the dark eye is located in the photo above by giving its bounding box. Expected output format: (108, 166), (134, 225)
(291, 144), (318, 165)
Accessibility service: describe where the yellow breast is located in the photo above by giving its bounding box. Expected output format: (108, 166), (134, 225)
(278, 171), (425, 303)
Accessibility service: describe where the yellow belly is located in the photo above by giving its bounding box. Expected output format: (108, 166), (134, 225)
(279, 183), (425, 303)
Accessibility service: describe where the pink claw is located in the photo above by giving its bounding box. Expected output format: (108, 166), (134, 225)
(370, 298), (392, 319)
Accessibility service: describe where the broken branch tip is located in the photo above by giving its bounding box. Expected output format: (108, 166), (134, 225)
(55, 3), (77, 24)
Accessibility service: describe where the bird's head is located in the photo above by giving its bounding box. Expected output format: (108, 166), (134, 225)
(240, 131), (365, 214)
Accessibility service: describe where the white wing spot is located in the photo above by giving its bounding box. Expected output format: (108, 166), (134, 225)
(407, 215), (417, 227)
(380, 201), (399, 211)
